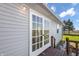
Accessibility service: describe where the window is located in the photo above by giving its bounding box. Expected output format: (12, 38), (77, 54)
(57, 24), (59, 33)
(44, 20), (49, 45)
(32, 15), (43, 52)
(57, 29), (59, 33)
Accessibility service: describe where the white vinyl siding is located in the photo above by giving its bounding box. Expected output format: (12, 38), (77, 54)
(49, 20), (63, 45)
(0, 4), (29, 56)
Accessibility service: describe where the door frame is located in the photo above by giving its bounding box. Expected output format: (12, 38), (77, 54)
(29, 9), (51, 56)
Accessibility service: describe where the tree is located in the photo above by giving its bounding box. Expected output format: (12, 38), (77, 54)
(63, 19), (74, 34)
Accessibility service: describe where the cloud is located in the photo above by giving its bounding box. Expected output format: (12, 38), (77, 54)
(59, 8), (76, 18)
(59, 11), (66, 18)
(76, 19), (79, 22)
(51, 6), (56, 12)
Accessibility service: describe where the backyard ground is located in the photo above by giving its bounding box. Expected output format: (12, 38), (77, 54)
(63, 35), (79, 41)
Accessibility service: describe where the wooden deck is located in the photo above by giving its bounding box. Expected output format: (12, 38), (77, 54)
(38, 36), (79, 56)
(39, 47), (67, 56)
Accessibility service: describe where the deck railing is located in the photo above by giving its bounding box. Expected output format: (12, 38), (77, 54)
(66, 38), (79, 56)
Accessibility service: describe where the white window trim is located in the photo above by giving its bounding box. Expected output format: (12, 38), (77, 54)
(29, 9), (51, 56)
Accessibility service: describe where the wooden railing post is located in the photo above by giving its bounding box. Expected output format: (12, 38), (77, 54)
(76, 42), (78, 56)
(51, 36), (53, 47)
(66, 37), (69, 55)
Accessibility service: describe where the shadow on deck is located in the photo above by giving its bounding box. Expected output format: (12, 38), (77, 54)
(39, 47), (67, 56)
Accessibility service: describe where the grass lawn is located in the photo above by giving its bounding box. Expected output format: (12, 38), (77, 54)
(63, 35), (79, 41)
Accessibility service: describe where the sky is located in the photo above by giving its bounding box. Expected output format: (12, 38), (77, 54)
(47, 3), (79, 30)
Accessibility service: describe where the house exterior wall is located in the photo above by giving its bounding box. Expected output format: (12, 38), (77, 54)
(55, 24), (63, 45)
(49, 20), (57, 40)
(29, 5), (63, 55)
(0, 3), (63, 56)
(49, 19), (63, 45)
(26, 4), (63, 46)
(0, 3), (29, 56)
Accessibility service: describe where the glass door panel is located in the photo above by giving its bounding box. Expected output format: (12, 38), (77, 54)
(32, 14), (49, 52)
(32, 14), (43, 52)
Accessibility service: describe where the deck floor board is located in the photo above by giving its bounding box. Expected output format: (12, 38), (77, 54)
(39, 47), (67, 56)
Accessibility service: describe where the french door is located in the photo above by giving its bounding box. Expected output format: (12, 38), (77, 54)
(30, 10), (49, 55)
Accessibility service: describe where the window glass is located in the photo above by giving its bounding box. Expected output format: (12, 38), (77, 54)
(44, 30), (49, 34)
(40, 36), (42, 41)
(37, 23), (40, 29)
(32, 37), (37, 44)
(40, 42), (42, 47)
(32, 15), (49, 51)
(37, 16), (40, 23)
(57, 29), (59, 33)
(32, 15), (36, 22)
(32, 23), (37, 29)
(40, 30), (42, 35)
(44, 20), (49, 45)
(44, 40), (49, 45)
(37, 30), (40, 36)
(32, 44), (36, 51)
(40, 24), (43, 30)
(32, 14), (43, 52)
(37, 43), (40, 49)
(37, 37), (40, 42)
(32, 30), (37, 36)
(40, 18), (42, 24)
(44, 41), (47, 45)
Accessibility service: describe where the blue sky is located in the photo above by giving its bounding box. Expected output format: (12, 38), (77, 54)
(47, 3), (79, 30)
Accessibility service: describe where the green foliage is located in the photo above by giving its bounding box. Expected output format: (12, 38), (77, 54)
(63, 19), (74, 34)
